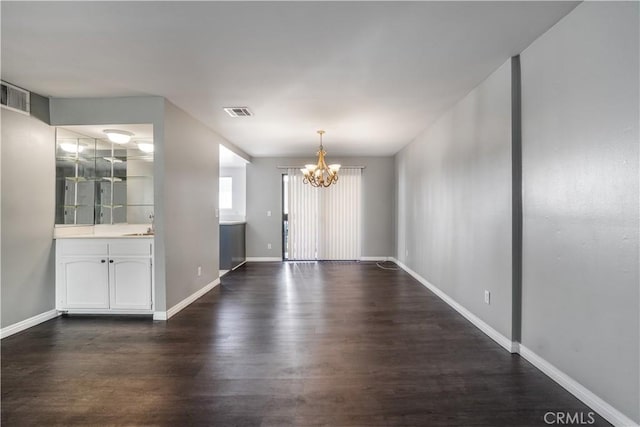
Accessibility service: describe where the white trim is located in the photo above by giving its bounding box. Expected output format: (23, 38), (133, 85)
(232, 260), (247, 270)
(246, 257), (282, 262)
(62, 309), (153, 316)
(389, 257), (638, 426)
(219, 270), (230, 277)
(389, 257), (517, 354)
(519, 345), (638, 427)
(1, 309), (60, 339)
(152, 311), (168, 321)
(153, 278), (220, 321)
(360, 256), (390, 262)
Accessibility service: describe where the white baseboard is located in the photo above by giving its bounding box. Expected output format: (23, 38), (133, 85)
(232, 260), (247, 270)
(389, 257), (516, 353)
(219, 270), (230, 277)
(360, 256), (391, 261)
(246, 257), (282, 262)
(62, 309), (153, 316)
(1, 309), (60, 339)
(389, 257), (637, 427)
(519, 346), (638, 427)
(153, 278), (220, 321)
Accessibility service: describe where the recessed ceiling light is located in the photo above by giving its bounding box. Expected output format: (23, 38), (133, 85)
(137, 142), (154, 153)
(103, 129), (134, 144)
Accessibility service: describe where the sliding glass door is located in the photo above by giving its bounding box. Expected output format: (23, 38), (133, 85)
(286, 168), (361, 261)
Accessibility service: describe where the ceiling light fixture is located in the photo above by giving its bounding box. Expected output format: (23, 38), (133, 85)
(103, 129), (134, 144)
(301, 130), (341, 188)
(137, 142), (154, 153)
(59, 142), (85, 154)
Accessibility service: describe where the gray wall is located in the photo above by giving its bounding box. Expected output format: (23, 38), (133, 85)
(246, 156), (395, 258)
(163, 100), (220, 309)
(220, 166), (246, 221)
(1, 109), (56, 327)
(520, 2), (639, 422)
(395, 59), (514, 339)
(49, 96), (169, 310)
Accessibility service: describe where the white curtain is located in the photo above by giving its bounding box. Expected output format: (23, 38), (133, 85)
(287, 168), (361, 261)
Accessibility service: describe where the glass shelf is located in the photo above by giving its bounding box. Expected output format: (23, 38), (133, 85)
(64, 177), (88, 183)
(102, 156), (124, 163)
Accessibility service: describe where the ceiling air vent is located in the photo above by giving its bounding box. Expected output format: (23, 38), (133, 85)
(1, 81), (30, 115)
(223, 107), (252, 117)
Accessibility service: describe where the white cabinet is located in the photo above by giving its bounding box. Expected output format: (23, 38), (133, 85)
(56, 238), (153, 314)
(109, 258), (152, 310)
(61, 258), (110, 309)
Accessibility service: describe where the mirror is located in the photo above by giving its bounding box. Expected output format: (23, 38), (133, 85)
(55, 124), (154, 225)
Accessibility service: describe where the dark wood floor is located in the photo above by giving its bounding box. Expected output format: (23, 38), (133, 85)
(2, 261), (608, 426)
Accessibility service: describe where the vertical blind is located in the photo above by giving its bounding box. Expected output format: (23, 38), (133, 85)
(287, 169), (318, 260)
(287, 168), (361, 260)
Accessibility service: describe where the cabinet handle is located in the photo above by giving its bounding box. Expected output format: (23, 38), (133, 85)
(101, 259), (106, 263)
(109, 260), (114, 263)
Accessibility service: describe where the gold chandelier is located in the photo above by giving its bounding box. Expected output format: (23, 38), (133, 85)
(301, 130), (341, 188)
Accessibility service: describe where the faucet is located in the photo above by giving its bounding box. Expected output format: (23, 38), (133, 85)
(147, 213), (155, 235)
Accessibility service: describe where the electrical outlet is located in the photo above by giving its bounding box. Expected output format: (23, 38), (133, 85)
(484, 290), (491, 305)
(267, 210), (272, 217)
(267, 243), (272, 250)
(197, 266), (202, 277)
(405, 249), (409, 257)
(215, 208), (219, 218)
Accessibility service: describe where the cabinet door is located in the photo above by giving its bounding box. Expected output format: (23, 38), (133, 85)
(61, 258), (110, 309)
(109, 258), (152, 310)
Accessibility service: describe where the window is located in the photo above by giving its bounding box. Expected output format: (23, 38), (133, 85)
(219, 177), (232, 209)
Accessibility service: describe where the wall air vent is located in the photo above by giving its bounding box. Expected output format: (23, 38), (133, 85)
(223, 107), (252, 117)
(1, 81), (30, 115)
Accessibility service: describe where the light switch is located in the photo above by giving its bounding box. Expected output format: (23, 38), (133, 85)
(267, 210), (272, 217)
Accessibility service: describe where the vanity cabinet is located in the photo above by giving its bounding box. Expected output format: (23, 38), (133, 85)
(56, 238), (153, 313)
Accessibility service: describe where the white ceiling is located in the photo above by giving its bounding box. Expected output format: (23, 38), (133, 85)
(1, 1), (577, 157)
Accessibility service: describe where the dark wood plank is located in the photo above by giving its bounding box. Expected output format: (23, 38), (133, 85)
(1, 261), (610, 426)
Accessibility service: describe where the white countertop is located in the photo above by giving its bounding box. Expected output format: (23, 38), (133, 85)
(54, 224), (154, 239)
(55, 233), (154, 239)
